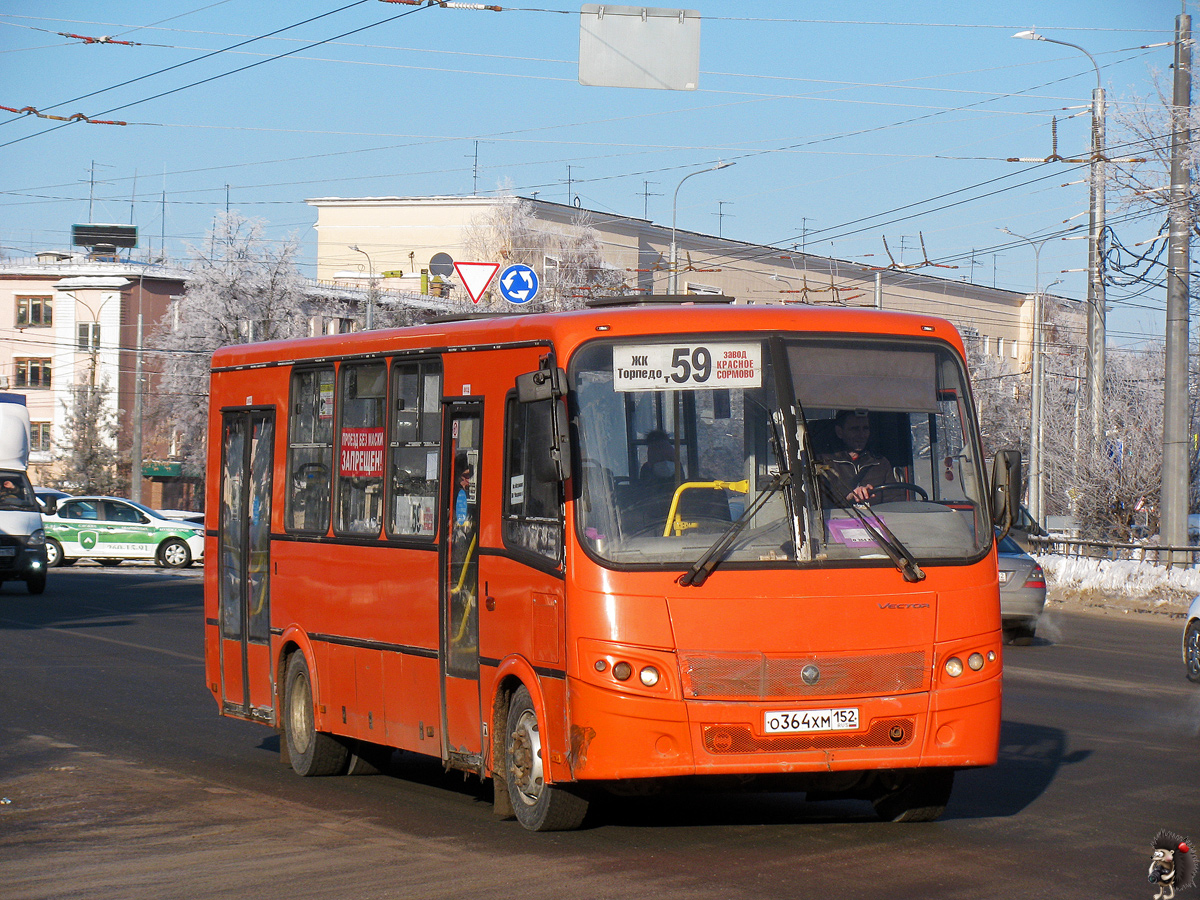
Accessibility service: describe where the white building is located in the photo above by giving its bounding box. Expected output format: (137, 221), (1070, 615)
(0, 250), (188, 503)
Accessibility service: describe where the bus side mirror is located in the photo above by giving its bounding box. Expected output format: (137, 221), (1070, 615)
(990, 449), (1022, 535)
(516, 367), (566, 403)
(517, 366), (571, 483)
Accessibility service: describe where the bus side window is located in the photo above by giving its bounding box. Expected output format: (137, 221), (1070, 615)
(336, 361), (387, 536)
(502, 395), (563, 565)
(286, 367), (334, 533)
(387, 359), (442, 538)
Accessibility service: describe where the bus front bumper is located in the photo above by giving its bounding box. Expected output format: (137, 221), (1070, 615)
(564, 674), (1000, 781)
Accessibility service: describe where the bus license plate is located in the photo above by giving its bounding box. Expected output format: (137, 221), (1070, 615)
(764, 707), (859, 734)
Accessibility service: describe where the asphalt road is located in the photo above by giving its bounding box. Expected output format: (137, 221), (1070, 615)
(1, 567), (1197, 900)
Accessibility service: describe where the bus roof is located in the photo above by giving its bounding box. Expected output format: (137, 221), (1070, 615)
(210, 304), (966, 372)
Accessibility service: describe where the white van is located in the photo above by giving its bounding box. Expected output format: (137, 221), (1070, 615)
(0, 394), (48, 594)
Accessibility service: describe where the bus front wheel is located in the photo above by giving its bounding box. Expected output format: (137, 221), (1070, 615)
(872, 768), (954, 822)
(504, 685), (589, 831)
(283, 652), (348, 777)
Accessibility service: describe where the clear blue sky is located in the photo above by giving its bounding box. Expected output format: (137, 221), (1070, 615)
(0, 1), (1185, 347)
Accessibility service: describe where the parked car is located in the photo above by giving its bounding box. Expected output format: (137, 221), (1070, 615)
(34, 488), (72, 514)
(157, 508), (205, 525)
(998, 530), (1046, 643)
(42, 496), (204, 568)
(1183, 595), (1200, 683)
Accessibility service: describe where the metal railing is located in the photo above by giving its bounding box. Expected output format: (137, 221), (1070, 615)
(1029, 535), (1199, 568)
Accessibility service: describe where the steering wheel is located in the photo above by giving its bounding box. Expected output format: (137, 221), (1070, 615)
(875, 481), (928, 501)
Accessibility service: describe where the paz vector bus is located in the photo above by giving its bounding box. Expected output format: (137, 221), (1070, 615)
(203, 296), (1020, 831)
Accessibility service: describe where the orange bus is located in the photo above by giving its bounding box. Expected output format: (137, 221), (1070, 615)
(204, 298), (1019, 831)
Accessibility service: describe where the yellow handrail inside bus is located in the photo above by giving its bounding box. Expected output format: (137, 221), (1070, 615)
(453, 532), (478, 593)
(664, 480), (750, 537)
(451, 531), (479, 647)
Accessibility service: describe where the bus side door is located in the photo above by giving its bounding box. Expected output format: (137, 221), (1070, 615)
(217, 408), (276, 722)
(440, 400), (483, 769)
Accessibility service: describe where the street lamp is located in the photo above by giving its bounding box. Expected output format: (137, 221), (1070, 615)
(670, 161), (734, 294)
(1001, 227), (1052, 527)
(349, 244), (377, 330)
(1013, 29), (1106, 446)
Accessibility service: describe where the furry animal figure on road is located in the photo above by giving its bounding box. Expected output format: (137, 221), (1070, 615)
(1149, 830), (1195, 900)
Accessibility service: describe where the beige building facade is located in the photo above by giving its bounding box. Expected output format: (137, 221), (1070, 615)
(307, 195), (1066, 372)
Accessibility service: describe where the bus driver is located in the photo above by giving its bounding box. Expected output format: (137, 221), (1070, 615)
(819, 410), (896, 504)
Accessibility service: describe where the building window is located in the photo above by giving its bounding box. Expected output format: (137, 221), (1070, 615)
(77, 322), (100, 351)
(16, 296), (52, 327)
(30, 422), (51, 453)
(14, 358), (51, 389)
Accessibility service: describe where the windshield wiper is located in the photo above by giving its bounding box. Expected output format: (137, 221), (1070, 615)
(817, 468), (925, 583)
(677, 472), (789, 588)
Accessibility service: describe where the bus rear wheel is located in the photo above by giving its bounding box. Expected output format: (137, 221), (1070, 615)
(504, 685), (589, 832)
(872, 768), (954, 822)
(283, 652), (348, 777)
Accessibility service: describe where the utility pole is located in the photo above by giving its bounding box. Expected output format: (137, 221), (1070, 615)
(1011, 30), (1108, 445)
(1087, 77), (1107, 448)
(1162, 11), (1192, 561)
(1002, 227), (1052, 526)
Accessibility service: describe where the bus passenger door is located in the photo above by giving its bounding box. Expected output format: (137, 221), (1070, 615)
(218, 409), (276, 722)
(440, 401), (483, 769)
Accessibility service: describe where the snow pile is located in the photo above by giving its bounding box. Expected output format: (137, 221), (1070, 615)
(1038, 554), (1200, 610)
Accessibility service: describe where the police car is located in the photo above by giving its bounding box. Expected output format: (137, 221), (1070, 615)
(43, 496), (205, 568)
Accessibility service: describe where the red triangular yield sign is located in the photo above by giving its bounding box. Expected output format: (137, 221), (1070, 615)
(454, 261), (500, 304)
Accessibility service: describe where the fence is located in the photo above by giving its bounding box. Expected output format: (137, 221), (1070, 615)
(1029, 535), (1199, 568)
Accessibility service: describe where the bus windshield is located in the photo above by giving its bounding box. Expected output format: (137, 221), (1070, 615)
(572, 334), (988, 569)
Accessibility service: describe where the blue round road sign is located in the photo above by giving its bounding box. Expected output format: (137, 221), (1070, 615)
(499, 264), (539, 304)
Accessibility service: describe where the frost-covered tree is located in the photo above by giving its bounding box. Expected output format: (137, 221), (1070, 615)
(151, 212), (312, 476)
(462, 194), (627, 310)
(57, 366), (124, 495)
(1104, 75), (1199, 524)
(965, 337), (1026, 460)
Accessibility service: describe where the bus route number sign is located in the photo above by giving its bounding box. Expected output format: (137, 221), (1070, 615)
(613, 342), (761, 392)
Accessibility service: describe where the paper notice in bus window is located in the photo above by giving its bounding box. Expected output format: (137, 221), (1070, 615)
(319, 380), (334, 418)
(510, 474), (525, 507)
(339, 427), (385, 477)
(613, 342), (761, 392)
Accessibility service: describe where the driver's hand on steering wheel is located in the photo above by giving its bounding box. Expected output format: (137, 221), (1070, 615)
(847, 484), (875, 502)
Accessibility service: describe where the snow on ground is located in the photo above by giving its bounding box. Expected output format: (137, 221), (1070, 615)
(1036, 554), (1200, 616)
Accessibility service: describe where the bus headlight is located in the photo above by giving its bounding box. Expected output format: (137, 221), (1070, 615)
(639, 666), (660, 687)
(612, 661), (633, 681)
(944, 656), (964, 678)
(27, 528), (45, 547)
(967, 652), (985, 671)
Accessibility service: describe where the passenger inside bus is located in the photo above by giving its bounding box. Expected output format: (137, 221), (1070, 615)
(639, 429), (676, 482)
(449, 452), (478, 657)
(816, 409), (899, 504)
